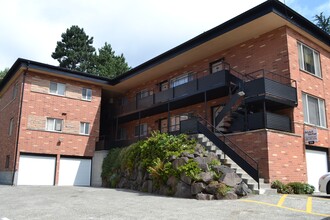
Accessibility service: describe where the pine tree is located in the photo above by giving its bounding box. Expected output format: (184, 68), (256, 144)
(51, 25), (96, 72)
(314, 12), (330, 34)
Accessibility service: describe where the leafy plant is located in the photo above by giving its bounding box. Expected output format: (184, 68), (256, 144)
(271, 180), (314, 194)
(177, 160), (202, 180)
(217, 182), (232, 196)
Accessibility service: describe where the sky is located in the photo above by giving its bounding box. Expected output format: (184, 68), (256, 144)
(0, 0), (329, 70)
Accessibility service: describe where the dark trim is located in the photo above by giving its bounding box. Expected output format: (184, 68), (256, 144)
(59, 155), (93, 160)
(111, 0), (329, 84)
(19, 152), (58, 157)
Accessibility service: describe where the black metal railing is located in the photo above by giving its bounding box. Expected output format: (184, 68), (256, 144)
(246, 69), (296, 87)
(180, 114), (259, 187)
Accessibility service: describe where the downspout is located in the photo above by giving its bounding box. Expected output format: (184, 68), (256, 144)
(11, 62), (29, 185)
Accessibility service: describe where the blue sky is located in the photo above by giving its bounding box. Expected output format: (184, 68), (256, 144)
(0, 0), (329, 70)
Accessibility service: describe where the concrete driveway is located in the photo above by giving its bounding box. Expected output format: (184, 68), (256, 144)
(0, 186), (329, 220)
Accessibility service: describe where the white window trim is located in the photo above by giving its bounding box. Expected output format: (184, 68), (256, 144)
(170, 72), (195, 88)
(49, 82), (66, 96)
(80, 122), (90, 135)
(82, 88), (92, 101)
(135, 123), (147, 137)
(9, 118), (14, 136)
(298, 42), (321, 78)
(46, 118), (63, 132)
(302, 93), (326, 128)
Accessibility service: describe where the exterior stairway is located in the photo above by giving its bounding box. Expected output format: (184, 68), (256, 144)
(194, 133), (277, 195)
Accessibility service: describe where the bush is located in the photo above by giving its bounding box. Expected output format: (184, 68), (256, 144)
(271, 180), (315, 194)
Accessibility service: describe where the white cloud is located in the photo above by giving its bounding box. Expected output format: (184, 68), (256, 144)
(1, 0), (325, 70)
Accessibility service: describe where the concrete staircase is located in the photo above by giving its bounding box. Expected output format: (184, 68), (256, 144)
(194, 133), (277, 195)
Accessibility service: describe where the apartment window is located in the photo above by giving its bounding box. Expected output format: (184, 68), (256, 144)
(8, 118), (14, 136)
(170, 73), (195, 88)
(210, 58), (225, 74)
(5, 155), (10, 169)
(136, 89), (152, 100)
(159, 81), (169, 91)
(46, 118), (63, 132)
(298, 43), (321, 77)
(80, 122), (90, 135)
(117, 127), (127, 140)
(12, 83), (18, 100)
(50, 82), (66, 95)
(82, 88), (92, 101)
(169, 113), (191, 132)
(302, 93), (326, 127)
(135, 124), (147, 137)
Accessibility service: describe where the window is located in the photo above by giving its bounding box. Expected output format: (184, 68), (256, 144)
(5, 155), (10, 169)
(136, 89), (152, 100)
(80, 122), (90, 135)
(159, 81), (169, 91)
(12, 83), (18, 100)
(50, 82), (66, 95)
(302, 93), (326, 127)
(210, 58), (225, 74)
(298, 43), (321, 77)
(82, 88), (92, 101)
(135, 124), (147, 137)
(117, 127), (127, 140)
(170, 73), (195, 88)
(8, 118), (14, 136)
(46, 118), (63, 132)
(169, 113), (191, 132)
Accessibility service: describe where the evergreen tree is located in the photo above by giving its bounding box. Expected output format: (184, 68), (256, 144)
(95, 42), (130, 78)
(314, 12), (330, 34)
(0, 68), (9, 82)
(51, 25), (96, 72)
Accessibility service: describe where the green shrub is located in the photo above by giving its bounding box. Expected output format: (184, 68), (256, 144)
(217, 182), (232, 196)
(271, 180), (314, 194)
(177, 160), (202, 180)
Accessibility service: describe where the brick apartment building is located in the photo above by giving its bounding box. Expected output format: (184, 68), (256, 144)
(0, 0), (329, 189)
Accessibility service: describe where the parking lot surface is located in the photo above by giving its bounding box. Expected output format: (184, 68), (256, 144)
(0, 186), (329, 220)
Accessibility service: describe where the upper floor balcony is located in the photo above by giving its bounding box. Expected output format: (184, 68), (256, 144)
(114, 63), (297, 122)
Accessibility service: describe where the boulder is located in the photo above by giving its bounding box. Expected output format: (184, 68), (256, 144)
(220, 172), (242, 187)
(172, 157), (189, 170)
(159, 185), (171, 196)
(181, 152), (195, 159)
(191, 182), (206, 195)
(223, 191), (238, 200)
(212, 165), (235, 175)
(169, 155), (177, 162)
(235, 182), (252, 196)
(205, 181), (221, 194)
(167, 176), (178, 189)
(199, 172), (213, 183)
(199, 163), (209, 172)
(174, 181), (192, 198)
(196, 193), (214, 200)
(141, 181), (148, 192)
(147, 180), (153, 193)
(118, 177), (128, 188)
(180, 173), (192, 185)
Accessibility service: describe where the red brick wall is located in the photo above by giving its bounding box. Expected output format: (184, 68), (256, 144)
(0, 74), (23, 172)
(287, 27), (330, 161)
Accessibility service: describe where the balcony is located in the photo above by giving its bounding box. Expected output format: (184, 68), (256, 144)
(116, 69), (231, 119)
(244, 70), (297, 107)
(248, 112), (292, 132)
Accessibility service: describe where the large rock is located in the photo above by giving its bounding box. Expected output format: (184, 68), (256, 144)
(220, 172), (242, 187)
(199, 163), (209, 172)
(199, 172), (213, 183)
(205, 181), (221, 194)
(224, 191), (238, 200)
(118, 177), (128, 188)
(180, 173), (192, 185)
(196, 193), (214, 200)
(174, 181), (192, 198)
(167, 176), (178, 189)
(172, 157), (189, 170)
(181, 152), (195, 159)
(191, 182), (206, 195)
(235, 182), (252, 196)
(212, 165), (235, 174)
(159, 185), (171, 196)
(204, 152), (219, 164)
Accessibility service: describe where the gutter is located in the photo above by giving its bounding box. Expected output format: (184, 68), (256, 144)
(11, 62), (29, 185)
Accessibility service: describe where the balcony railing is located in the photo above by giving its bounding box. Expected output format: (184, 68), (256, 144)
(247, 111), (292, 132)
(116, 69), (230, 116)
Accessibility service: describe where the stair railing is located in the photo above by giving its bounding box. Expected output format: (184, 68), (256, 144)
(181, 113), (259, 188)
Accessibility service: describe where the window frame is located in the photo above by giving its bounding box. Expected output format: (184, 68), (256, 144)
(12, 83), (18, 100)
(170, 72), (195, 88)
(136, 89), (152, 100)
(46, 118), (63, 132)
(302, 93), (326, 128)
(82, 88), (92, 101)
(80, 122), (90, 135)
(134, 123), (147, 137)
(49, 82), (66, 96)
(297, 42), (321, 78)
(8, 118), (14, 136)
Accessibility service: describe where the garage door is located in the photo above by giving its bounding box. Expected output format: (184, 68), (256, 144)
(17, 154), (56, 185)
(306, 149), (328, 191)
(58, 157), (91, 186)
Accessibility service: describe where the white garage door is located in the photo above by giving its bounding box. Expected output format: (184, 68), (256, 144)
(306, 149), (328, 192)
(17, 154), (56, 185)
(58, 157), (91, 186)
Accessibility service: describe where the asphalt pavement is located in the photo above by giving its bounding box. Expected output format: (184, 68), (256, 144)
(0, 186), (329, 220)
